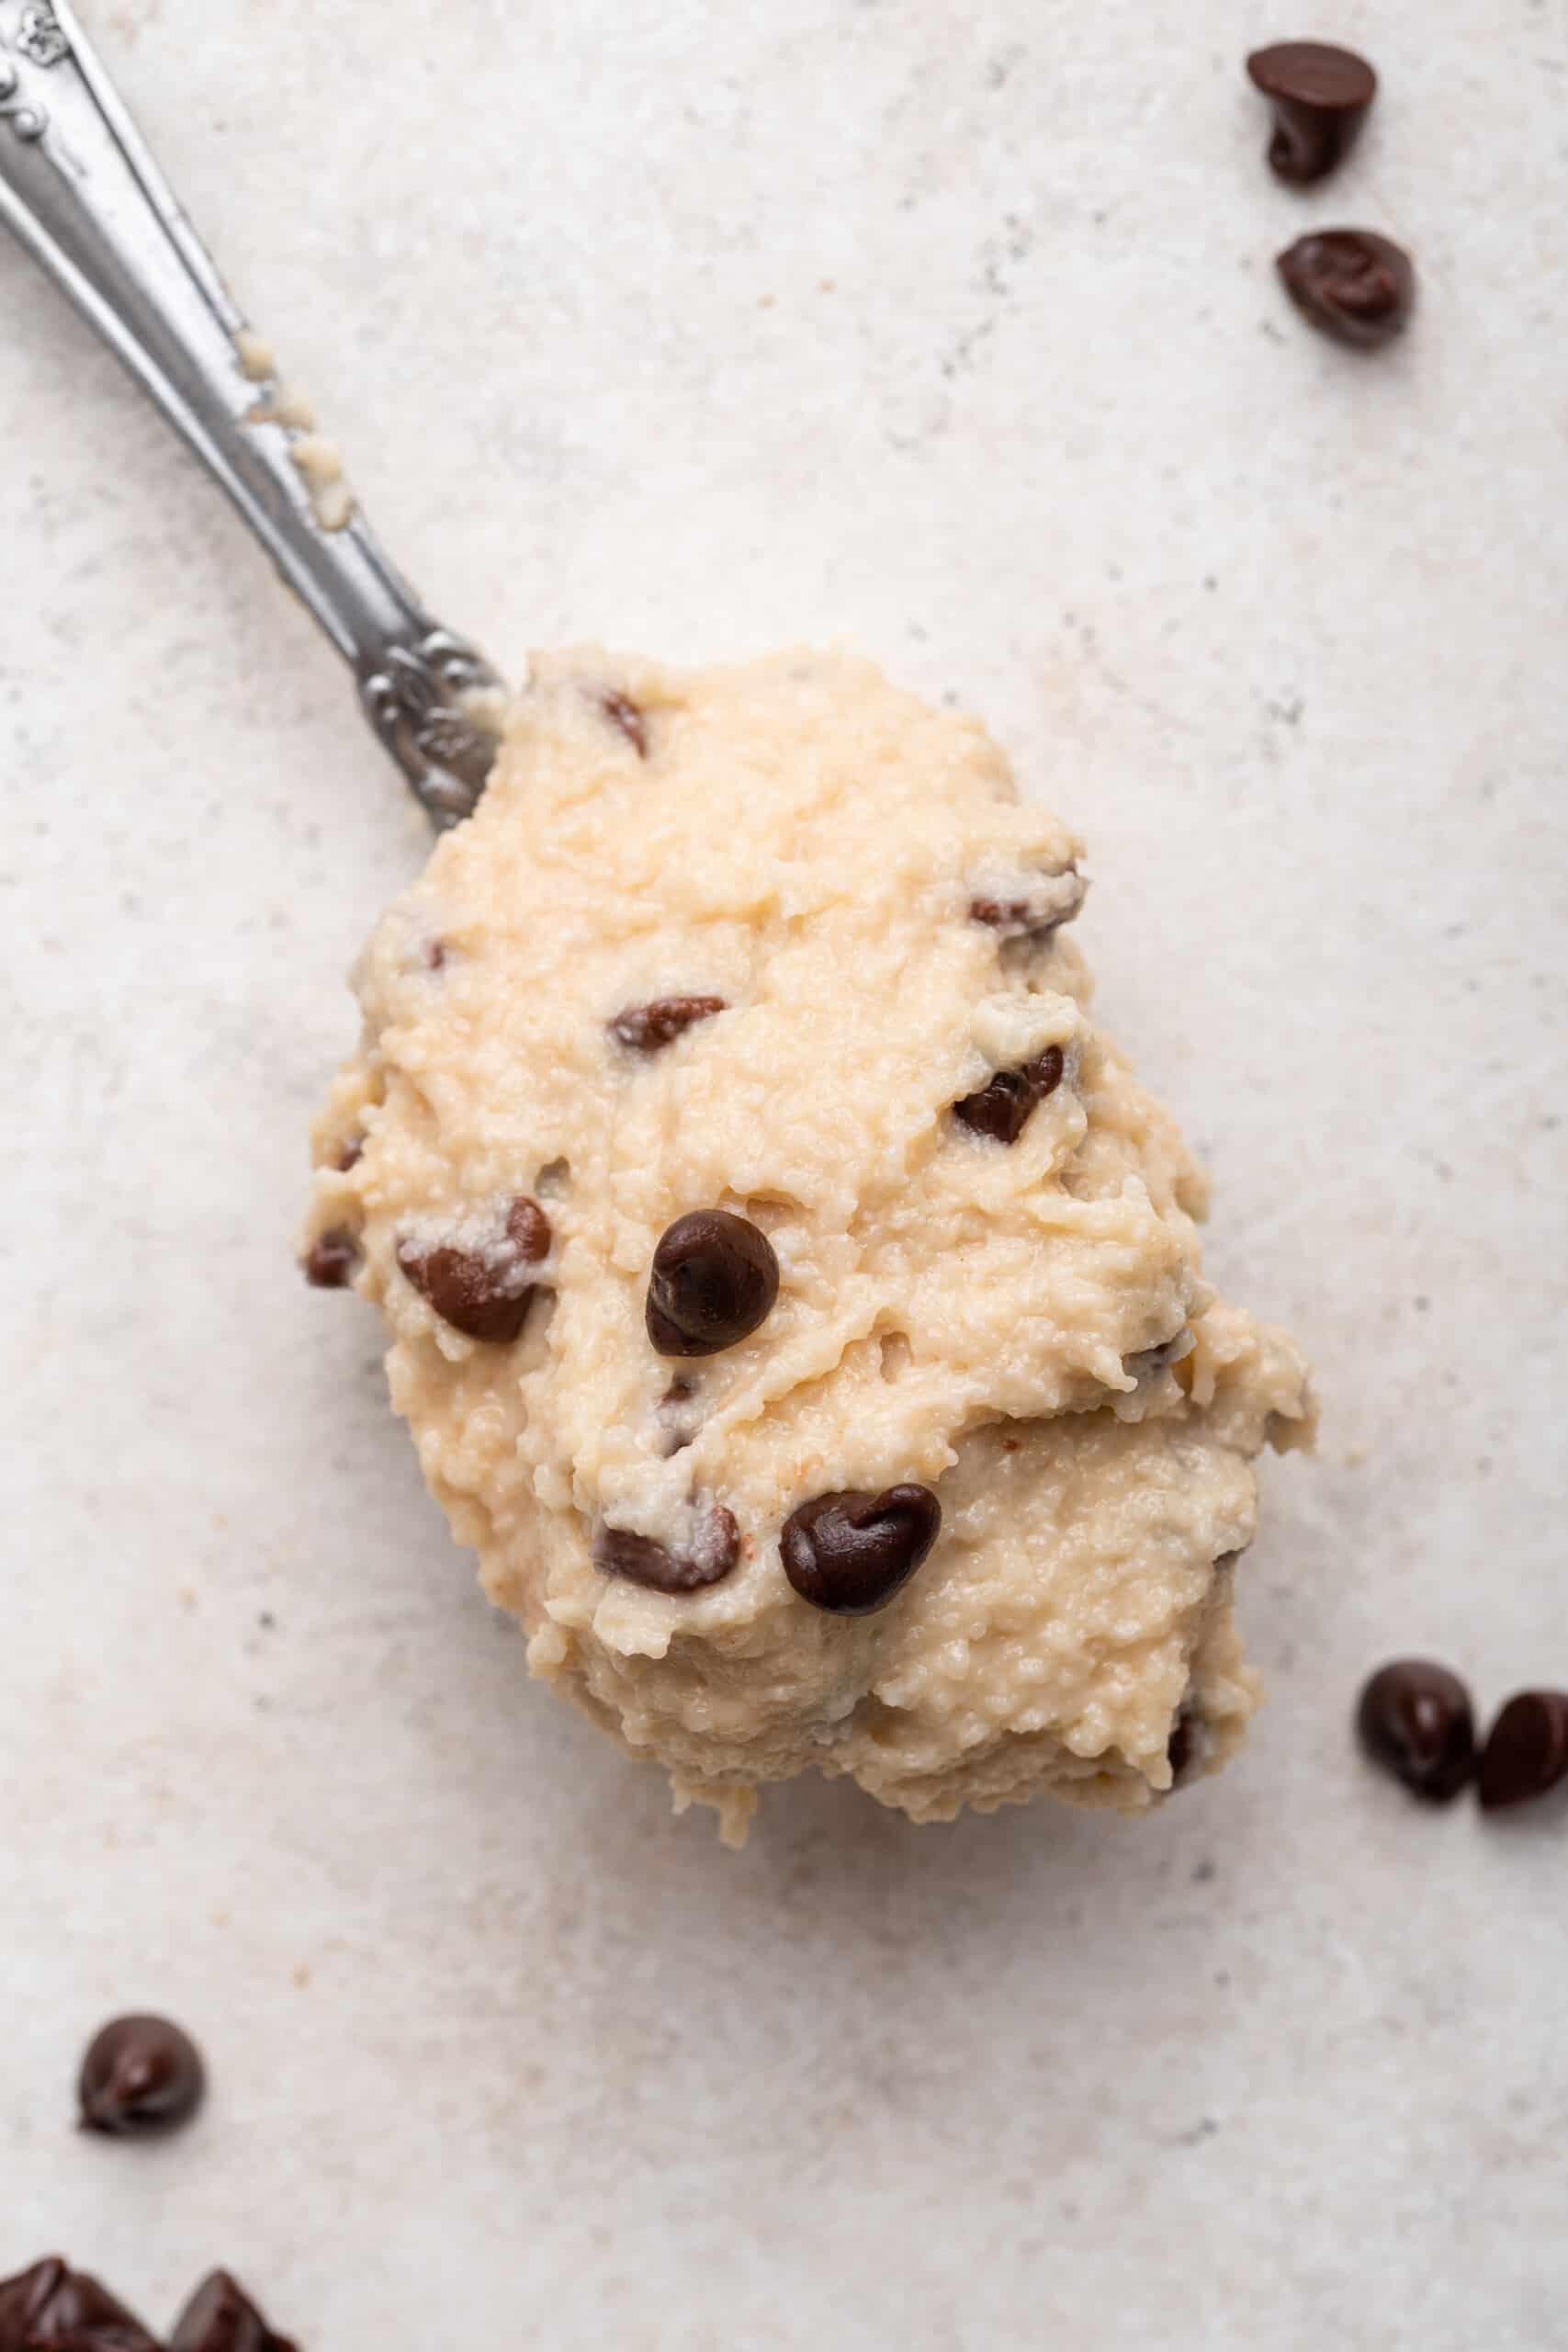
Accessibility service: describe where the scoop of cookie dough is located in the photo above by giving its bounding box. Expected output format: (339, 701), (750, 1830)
(307, 648), (1312, 1843)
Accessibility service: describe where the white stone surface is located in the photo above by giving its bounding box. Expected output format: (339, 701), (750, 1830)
(2, 2), (1563, 2346)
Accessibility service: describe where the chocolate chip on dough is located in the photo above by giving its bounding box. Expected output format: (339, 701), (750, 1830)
(781, 1485), (942, 1615)
(953, 1045), (1066, 1145)
(594, 1506), (740, 1593)
(611, 996), (727, 1052)
(646, 1211), (779, 1356)
(398, 1196), (551, 1342)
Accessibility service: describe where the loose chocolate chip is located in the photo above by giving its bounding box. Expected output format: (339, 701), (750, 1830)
(1356, 1659), (1475, 1801)
(594, 688), (648, 758)
(969, 866), (1086, 937)
(611, 995), (727, 1052)
(169, 2270), (299, 2352)
(781, 1484), (941, 1615)
(0, 2258), (160, 2352)
(953, 1044), (1066, 1145)
(1247, 41), (1377, 185)
(1277, 228), (1414, 349)
(78, 2013), (206, 2137)
(646, 1210), (780, 1357)
(1477, 1690), (1568, 1813)
(303, 1229), (359, 1289)
(593, 1506), (740, 1594)
(398, 1195), (551, 1342)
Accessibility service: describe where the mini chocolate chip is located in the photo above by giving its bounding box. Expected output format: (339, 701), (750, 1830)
(1247, 41), (1377, 184)
(333, 1136), (364, 1172)
(968, 866), (1086, 937)
(593, 1506), (740, 1594)
(594, 688), (648, 757)
(303, 1229), (359, 1289)
(78, 2013), (206, 2137)
(169, 2270), (299, 2352)
(953, 1045), (1066, 1145)
(0, 2258), (160, 2352)
(781, 1484), (942, 1615)
(1357, 1660), (1475, 1801)
(611, 995), (727, 1052)
(1277, 228), (1414, 349)
(423, 939), (448, 971)
(398, 1195), (551, 1342)
(646, 1210), (779, 1356)
(1477, 1690), (1568, 1813)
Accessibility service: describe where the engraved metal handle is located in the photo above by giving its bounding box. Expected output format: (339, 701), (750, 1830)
(0, 1), (502, 825)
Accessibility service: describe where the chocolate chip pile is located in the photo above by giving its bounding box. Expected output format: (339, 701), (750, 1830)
(1358, 1662), (1568, 1813)
(1243, 39), (1416, 350)
(2, 2018), (299, 2350)
(0, 2260), (294, 2352)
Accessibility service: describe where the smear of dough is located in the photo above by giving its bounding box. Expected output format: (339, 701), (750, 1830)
(307, 648), (1313, 1839)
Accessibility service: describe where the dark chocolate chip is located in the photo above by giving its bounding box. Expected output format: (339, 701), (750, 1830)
(593, 1506), (740, 1594)
(302, 1229), (359, 1289)
(168, 2270), (299, 2352)
(1247, 41), (1377, 185)
(398, 1195), (551, 1342)
(1277, 228), (1415, 349)
(1356, 1659), (1475, 1801)
(781, 1484), (942, 1615)
(646, 1210), (779, 1356)
(594, 688), (648, 758)
(78, 2013), (206, 2137)
(333, 1137), (364, 1172)
(0, 2258), (160, 2352)
(423, 939), (448, 972)
(953, 1044), (1066, 1145)
(968, 866), (1086, 937)
(1477, 1690), (1568, 1813)
(611, 996), (727, 1053)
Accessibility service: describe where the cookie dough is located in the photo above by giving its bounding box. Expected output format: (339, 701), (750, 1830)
(306, 648), (1312, 1843)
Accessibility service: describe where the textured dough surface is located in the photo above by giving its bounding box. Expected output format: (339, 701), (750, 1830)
(308, 648), (1312, 1842)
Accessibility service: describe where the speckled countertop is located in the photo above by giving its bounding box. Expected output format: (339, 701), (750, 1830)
(3, 4), (1564, 2346)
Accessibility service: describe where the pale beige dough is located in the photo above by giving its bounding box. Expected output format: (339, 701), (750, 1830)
(307, 647), (1312, 1843)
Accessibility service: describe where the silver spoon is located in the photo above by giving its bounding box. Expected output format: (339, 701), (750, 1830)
(0, 0), (502, 828)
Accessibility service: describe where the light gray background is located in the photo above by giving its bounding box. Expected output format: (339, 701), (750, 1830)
(3, 3), (1564, 2346)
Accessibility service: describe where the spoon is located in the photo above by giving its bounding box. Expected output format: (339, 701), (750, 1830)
(0, 0), (502, 828)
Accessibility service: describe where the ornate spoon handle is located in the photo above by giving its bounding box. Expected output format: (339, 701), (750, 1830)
(0, 0), (502, 825)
